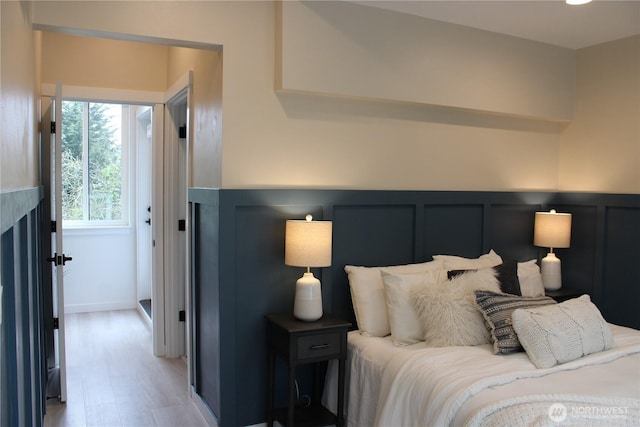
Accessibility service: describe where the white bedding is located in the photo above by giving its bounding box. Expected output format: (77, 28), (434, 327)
(323, 324), (640, 427)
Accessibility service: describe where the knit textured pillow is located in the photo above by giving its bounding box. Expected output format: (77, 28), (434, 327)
(512, 295), (613, 368)
(474, 291), (556, 354)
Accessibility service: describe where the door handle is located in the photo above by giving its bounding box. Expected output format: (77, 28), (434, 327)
(145, 218), (151, 225)
(47, 253), (73, 266)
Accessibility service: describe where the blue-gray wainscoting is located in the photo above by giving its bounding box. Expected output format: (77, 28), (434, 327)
(188, 189), (639, 426)
(0, 187), (47, 427)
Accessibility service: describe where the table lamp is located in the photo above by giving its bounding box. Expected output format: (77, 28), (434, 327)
(534, 209), (572, 291)
(285, 215), (332, 321)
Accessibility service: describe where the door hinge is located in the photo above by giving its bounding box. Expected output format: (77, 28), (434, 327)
(178, 219), (186, 231)
(179, 310), (186, 322)
(53, 317), (59, 329)
(50, 220), (57, 233)
(51, 121), (56, 133)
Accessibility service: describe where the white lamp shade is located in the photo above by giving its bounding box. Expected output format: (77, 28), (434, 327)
(285, 218), (332, 267)
(534, 211), (572, 249)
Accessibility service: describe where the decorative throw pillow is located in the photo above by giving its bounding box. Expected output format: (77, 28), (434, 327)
(512, 295), (613, 368)
(474, 291), (556, 354)
(412, 269), (501, 347)
(346, 259), (445, 337)
(433, 249), (502, 270)
(381, 269), (447, 346)
(517, 260), (545, 297)
(448, 261), (521, 296)
(493, 261), (521, 296)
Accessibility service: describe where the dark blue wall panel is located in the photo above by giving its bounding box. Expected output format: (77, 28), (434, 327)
(332, 204), (416, 326)
(601, 206), (640, 327)
(1, 188), (46, 427)
(191, 201), (221, 419)
(423, 204), (484, 258)
(188, 189), (640, 427)
(489, 203), (541, 262)
(553, 204), (599, 298)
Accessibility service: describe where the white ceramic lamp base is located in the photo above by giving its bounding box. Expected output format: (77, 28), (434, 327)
(541, 252), (562, 291)
(293, 272), (323, 321)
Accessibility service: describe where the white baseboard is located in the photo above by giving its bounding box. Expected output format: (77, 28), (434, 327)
(190, 388), (219, 427)
(136, 304), (153, 328)
(64, 301), (137, 314)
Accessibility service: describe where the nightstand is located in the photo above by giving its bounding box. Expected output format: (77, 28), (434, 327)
(545, 288), (585, 303)
(266, 313), (351, 427)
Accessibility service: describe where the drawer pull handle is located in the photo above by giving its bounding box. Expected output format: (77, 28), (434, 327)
(310, 344), (330, 350)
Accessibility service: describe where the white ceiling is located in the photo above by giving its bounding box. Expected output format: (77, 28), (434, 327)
(351, 1), (640, 49)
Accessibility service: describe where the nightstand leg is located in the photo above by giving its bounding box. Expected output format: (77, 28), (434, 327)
(288, 364), (296, 427)
(267, 350), (274, 427)
(337, 358), (346, 427)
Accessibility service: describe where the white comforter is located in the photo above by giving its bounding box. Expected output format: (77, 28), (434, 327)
(324, 324), (640, 427)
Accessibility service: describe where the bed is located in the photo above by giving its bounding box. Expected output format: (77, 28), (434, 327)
(322, 251), (640, 426)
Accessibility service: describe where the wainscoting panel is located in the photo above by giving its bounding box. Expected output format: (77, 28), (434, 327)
(601, 206), (640, 328)
(190, 200), (221, 421)
(332, 204), (417, 326)
(0, 188), (46, 427)
(188, 189), (639, 427)
(489, 203), (541, 262)
(552, 204), (599, 298)
(423, 204), (484, 259)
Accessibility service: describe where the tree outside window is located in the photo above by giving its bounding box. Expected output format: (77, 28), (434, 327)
(61, 101), (128, 225)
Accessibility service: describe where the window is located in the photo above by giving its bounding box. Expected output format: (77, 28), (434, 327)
(61, 101), (130, 226)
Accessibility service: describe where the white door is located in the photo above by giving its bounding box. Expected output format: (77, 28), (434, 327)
(164, 72), (192, 359)
(41, 82), (69, 402)
(151, 103), (166, 357)
(164, 93), (188, 358)
(135, 107), (153, 314)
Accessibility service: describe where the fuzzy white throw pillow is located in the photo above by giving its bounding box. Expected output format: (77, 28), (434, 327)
(412, 268), (500, 347)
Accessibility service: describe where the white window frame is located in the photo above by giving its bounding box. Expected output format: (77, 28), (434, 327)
(61, 101), (132, 228)
(42, 83), (164, 230)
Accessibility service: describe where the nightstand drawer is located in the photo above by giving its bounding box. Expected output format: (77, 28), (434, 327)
(297, 332), (341, 360)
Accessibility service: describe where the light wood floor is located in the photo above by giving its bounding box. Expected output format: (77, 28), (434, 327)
(44, 309), (210, 427)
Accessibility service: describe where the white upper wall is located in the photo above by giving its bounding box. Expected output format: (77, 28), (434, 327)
(27, 1), (640, 193)
(41, 32), (170, 92)
(39, 33), (224, 189)
(559, 35), (640, 193)
(278, 1), (575, 122)
(1, 1), (40, 191)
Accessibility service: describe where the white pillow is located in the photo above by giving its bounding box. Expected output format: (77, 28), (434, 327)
(345, 259), (445, 337)
(381, 269), (448, 346)
(433, 249), (502, 270)
(517, 259), (545, 297)
(412, 269), (501, 347)
(512, 295), (614, 369)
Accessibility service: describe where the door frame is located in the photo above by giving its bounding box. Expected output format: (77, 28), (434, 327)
(40, 84), (172, 356)
(163, 71), (193, 359)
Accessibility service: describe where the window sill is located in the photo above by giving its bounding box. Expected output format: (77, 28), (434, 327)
(62, 225), (133, 236)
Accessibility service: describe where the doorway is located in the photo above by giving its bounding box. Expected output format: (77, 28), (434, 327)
(135, 106), (153, 323)
(58, 100), (148, 317)
(38, 31), (220, 419)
